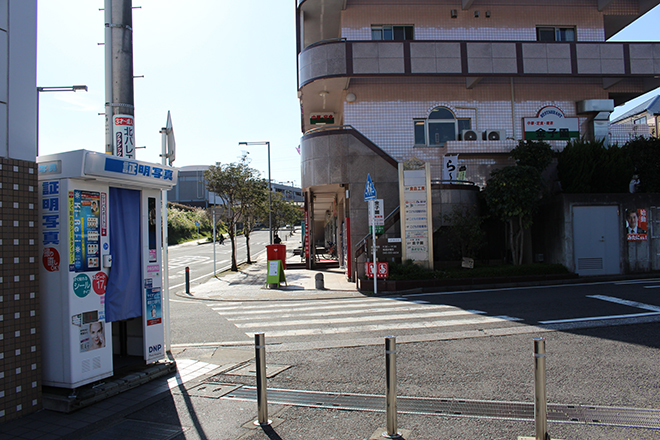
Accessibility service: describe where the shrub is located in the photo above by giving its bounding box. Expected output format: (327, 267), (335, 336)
(167, 205), (213, 244)
(557, 138), (634, 193)
(625, 136), (660, 193)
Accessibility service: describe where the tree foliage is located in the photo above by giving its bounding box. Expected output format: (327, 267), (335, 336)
(167, 203), (211, 244)
(269, 192), (304, 235)
(557, 138), (633, 193)
(625, 136), (660, 193)
(483, 165), (542, 265)
(441, 205), (486, 259)
(510, 139), (553, 172)
(205, 155), (266, 271)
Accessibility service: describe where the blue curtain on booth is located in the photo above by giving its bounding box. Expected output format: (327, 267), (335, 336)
(106, 187), (142, 322)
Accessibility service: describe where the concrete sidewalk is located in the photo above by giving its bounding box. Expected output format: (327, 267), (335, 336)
(183, 235), (363, 302)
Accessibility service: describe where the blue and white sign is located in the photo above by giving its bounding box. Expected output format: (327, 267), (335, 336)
(364, 173), (377, 201)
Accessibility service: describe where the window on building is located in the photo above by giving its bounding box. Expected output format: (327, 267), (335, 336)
(414, 120), (426, 145)
(371, 25), (414, 41)
(634, 116), (647, 125)
(414, 107), (471, 147)
(536, 26), (576, 42)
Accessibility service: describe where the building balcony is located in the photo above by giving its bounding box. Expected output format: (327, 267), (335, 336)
(299, 39), (660, 90)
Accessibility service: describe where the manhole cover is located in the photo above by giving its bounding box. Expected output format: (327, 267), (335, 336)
(176, 383), (240, 399)
(224, 363), (291, 378)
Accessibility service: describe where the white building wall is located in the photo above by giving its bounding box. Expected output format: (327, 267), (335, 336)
(5, 0), (37, 161)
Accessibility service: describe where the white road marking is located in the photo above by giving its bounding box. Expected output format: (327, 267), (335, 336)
(614, 278), (660, 285)
(539, 312), (660, 325)
(226, 304), (455, 320)
(233, 309), (485, 328)
(586, 294), (660, 312)
(255, 316), (508, 338)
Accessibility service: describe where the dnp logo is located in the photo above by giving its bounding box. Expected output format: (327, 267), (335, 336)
(149, 344), (162, 354)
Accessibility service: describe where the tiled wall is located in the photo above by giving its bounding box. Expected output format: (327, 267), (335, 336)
(342, 77), (608, 184)
(342, 0), (638, 41)
(0, 157), (41, 422)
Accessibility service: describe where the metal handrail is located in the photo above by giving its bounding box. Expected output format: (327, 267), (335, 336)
(431, 179), (478, 186)
(304, 124), (354, 136)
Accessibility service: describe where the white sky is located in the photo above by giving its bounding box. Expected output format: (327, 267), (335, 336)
(37, 2), (660, 186)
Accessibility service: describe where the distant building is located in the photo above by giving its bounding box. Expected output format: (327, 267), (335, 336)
(610, 95), (660, 144)
(168, 165), (303, 208)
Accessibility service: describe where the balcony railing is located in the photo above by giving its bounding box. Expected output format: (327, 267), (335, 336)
(299, 39), (660, 87)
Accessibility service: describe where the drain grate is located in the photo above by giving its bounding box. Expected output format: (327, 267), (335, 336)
(223, 386), (660, 430)
(90, 420), (184, 440)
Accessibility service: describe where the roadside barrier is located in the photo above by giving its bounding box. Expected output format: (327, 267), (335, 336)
(254, 332), (271, 426)
(534, 337), (549, 440)
(384, 336), (402, 439)
(248, 333), (554, 439)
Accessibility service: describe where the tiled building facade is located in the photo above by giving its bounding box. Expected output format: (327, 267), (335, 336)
(0, 1), (40, 423)
(296, 0), (660, 279)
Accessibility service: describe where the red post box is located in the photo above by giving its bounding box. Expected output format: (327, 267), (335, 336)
(266, 244), (287, 269)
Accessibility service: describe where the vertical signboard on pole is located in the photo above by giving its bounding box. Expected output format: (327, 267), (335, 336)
(369, 199), (384, 234)
(113, 114), (135, 159)
(364, 174), (378, 294)
(399, 157), (434, 269)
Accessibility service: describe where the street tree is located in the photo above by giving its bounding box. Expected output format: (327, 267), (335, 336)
(484, 165), (542, 265)
(205, 155), (266, 271)
(241, 177), (268, 264)
(268, 192), (303, 237)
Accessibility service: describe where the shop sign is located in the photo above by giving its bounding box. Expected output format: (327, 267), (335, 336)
(113, 114), (135, 159)
(310, 112), (335, 125)
(369, 199), (384, 234)
(523, 105), (579, 141)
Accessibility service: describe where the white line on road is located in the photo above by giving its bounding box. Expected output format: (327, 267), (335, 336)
(539, 312), (660, 325)
(586, 294), (660, 312)
(233, 309), (485, 328)
(225, 304), (456, 320)
(614, 278), (660, 285)
(209, 297), (414, 313)
(249, 316), (509, 338)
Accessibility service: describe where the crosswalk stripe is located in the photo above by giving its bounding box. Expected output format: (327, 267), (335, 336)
(253, 315), (508, 338)
(226, 304), (455, 320)
(211, 299), (428, 315)
(233, 309), (484, 328)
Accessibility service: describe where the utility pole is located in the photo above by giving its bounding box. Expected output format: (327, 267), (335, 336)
(105, 0), (136, 158)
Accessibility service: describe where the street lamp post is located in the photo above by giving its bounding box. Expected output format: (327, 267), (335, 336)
(239, 141), (272, 244)
(37, 85), (88, 156)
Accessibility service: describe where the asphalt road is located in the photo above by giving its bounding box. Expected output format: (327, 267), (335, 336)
(170, 277), (660, 351)
(166, 229), (270, 295)
(165, 278), (660, 440)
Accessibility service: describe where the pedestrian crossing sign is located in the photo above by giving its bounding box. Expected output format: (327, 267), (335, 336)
(364, 173), (377, 201)
(266, 260), (287, 287)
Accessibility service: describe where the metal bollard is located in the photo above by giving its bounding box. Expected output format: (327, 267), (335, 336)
(534, 337), (549, 440)
(315, 273), (325, 290)
(254, 333), (271, 426)
(185, 267), (190, 294)
(383, 336), (401, 439)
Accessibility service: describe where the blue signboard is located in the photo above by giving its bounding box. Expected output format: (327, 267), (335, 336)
(364, 173), (377, 201)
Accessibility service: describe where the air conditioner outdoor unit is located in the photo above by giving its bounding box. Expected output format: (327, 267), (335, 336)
(461, 129), (478, 141)
(484, 130), (504, 141)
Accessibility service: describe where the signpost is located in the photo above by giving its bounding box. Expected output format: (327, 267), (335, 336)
(364, 174), (378, 294)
